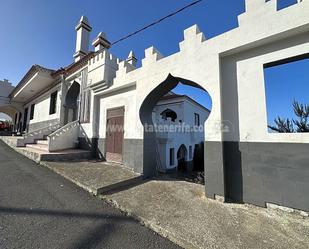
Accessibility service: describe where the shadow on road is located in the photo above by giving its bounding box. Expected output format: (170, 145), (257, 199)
(0, 206), (133, 249)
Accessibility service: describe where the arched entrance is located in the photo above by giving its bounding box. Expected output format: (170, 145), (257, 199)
(177, 144), (187, 172)
(139, 74), (212, 177)
(0, 112), (12, 132)
(64, 81), (80, 124)
(0, 106), (19, 134)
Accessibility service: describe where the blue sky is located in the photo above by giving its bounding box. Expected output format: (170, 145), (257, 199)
(264, 59), (309, 127)
(0, 0), (243, 85)
(0, 0), (305, 125)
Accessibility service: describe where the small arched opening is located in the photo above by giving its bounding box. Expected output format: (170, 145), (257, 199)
(64, 81), (80, 124)
(140, 74), (212, 182)
(160, 109), (177, 122)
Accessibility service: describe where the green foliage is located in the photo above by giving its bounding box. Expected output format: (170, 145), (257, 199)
(268, 100), (309, 133)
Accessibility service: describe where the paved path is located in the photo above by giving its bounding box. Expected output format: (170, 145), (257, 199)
(46, 160), (309, 249)
(0, 140), (180, 249)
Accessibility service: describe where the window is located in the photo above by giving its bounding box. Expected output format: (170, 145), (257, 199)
(30, 104), (35, 120)
(23, 108), (28, 132)
(194, 113), (200, 126)
(160, 109), (177, 122)
(49, 91), (57, 115)
(169, 148), (175, 166)
(264, 55), (309, 133)
(189, 146), (192, 159)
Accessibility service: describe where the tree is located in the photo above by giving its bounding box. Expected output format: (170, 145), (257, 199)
(268, 100), (309, 133)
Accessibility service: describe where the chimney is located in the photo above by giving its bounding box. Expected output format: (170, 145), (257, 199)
(73, 16), (92, 62)
(92, 32), (111, 52)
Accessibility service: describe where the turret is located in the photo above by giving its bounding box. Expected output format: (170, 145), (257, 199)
(92, 32), (111, 52)
(73, 16), (92, 62)
(126, 51), (137, 67)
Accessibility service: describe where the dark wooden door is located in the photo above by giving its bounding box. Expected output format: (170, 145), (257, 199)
(106, 118), (115, 154)
(105, 107), (124, 163)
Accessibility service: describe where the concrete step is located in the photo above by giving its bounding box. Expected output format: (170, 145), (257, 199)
(41, 150), (92, 162)
(20, 147), (92, 162)
(26, 143), (48, 151)
(0, 136), (92, 163)
(35, 139), (48, 145)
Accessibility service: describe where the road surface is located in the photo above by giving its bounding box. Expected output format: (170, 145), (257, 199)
(0, 140), (180, 249)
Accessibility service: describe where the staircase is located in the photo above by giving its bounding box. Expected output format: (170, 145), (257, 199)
(26, 138), (49, 151)
(16, 122), (92, 162)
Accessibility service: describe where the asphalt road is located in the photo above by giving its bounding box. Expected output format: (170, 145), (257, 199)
(0, 140), (180, 249)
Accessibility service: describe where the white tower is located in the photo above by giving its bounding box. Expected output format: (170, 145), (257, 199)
(92, 32), (111, 52)
(73, 16), (92, 62)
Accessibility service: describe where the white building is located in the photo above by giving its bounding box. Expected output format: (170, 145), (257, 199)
(153, 92), (209, 172)
(0, 79), (15, 122)
(1, 0), (309, 212)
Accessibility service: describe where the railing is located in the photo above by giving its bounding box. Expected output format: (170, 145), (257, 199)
(17, 123), (60, 147)
(48, 120), (80, 152)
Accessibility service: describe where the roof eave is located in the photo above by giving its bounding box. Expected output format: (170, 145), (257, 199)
(9, 65), (55, 99)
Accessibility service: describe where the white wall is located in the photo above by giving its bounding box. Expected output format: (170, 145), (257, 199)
(25, 84), (61, 126)
(105, 0), (309, 145)
(80, 90), (94, 139)
(153, 97), (209, 170)
(98, 89), (137, 139)
(183, 99), (209, 137)
(153, 101), (184, 124)
(9, 0), (309, 150)
(226, 32), (309, 143)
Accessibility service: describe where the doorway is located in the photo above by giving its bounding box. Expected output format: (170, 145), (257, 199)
(177, 144), (188, 172)
(105, 107), (124, 163)
(64, 81), (80, 124)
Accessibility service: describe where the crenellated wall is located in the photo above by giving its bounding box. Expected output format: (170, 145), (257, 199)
(88, 50), (119, 91)
(7, 0), (308, 211)
(82, 0), (309, 211)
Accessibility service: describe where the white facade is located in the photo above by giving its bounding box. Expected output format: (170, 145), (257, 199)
(2, 0), (309, 211)
(26, 84), (61, 128)
(152, 93), (209, 170)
